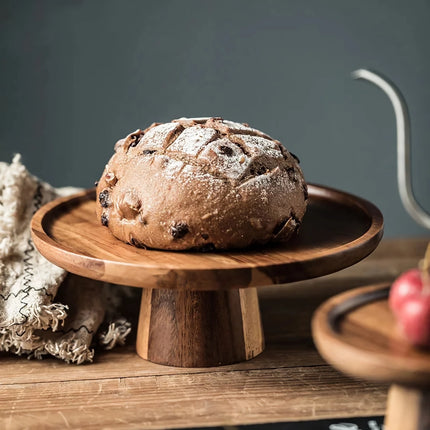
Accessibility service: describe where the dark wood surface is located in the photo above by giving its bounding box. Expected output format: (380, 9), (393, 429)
(31, 184), (384, 290)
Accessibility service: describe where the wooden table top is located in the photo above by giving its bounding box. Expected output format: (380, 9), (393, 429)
(0, 237), (428, 430)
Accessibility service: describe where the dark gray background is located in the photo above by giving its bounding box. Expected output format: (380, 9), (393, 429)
(1, 0), (429, 237)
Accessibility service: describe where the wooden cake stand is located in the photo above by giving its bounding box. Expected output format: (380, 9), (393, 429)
(312, 284), (430, 430)
(31, 184), (383, 368)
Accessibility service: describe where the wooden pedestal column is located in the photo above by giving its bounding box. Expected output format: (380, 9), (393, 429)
(136, 287), (264, 367)
(385, 384), (430, 430)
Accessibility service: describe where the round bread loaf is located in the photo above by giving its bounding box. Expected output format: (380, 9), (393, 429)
(95, 117), (307, 251)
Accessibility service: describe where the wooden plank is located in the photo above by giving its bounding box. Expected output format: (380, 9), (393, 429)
(0, 237), (427, 429)
(0, 366), (387, 430)
(0, 343), (323, 386)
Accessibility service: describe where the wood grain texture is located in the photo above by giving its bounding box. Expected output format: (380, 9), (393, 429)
(312, 284), (430, 387)
(30, 184), (384, 290)
(136, 287), (264, 367)
(239, 288), (264, 359)
(312, 281), (430, 430)
(1, 238), (427, 429)
(0, 366), (386, 430)
(135, 288), (152, 360)
(385, 385), (430, 430)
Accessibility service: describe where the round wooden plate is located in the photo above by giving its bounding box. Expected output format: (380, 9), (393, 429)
(312, 284), (430, 387)
(312, 284), (430, 429)
(31, 184), (383, 291)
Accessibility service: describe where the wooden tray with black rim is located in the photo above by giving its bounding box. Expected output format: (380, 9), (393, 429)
(31, 184), (383, 368)
(312, 284), (430, 430)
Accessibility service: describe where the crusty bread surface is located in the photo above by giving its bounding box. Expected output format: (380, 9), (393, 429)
(96, 117), (307, 251)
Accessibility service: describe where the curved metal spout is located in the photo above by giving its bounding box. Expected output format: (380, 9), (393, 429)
(352, 68), (430, 230)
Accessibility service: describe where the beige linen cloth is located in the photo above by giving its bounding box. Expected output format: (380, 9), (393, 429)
(0, 155), (132, 364)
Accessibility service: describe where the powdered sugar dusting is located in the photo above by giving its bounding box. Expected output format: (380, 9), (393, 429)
(167, 126), (217, 156)
(198, 138), (251, 180)
(236, 134), (283, 158)
(167, 164), (225, 199)
(140, 122), (181, 149)
(239, 166), (295, 193)
(222, 120), (250, 129)
(222, 120), (273, 139)
(159, 158), (184, 178)
(126, 117), (303, 188)
(174, 117), (210, 123)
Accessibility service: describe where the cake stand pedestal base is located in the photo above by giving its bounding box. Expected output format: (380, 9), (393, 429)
(136, 287), (264, 367)
(385, 384), (430, 430)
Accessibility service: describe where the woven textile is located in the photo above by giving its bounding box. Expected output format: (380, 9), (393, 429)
(0, 155), (131, 364)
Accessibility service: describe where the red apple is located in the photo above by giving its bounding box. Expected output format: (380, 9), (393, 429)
(389, 269), (423, 316)
(389, 245), (430, 348)
(396, 296), (430, 347)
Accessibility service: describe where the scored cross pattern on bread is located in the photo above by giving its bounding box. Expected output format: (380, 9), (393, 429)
(115, 117), (300, 184)
(97, 117), (307, 251)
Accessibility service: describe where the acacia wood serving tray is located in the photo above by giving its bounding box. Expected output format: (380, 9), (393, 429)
(31, 184), (383, 290)
(31, 184), (383, 367)
(312, 284), (430, 430)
